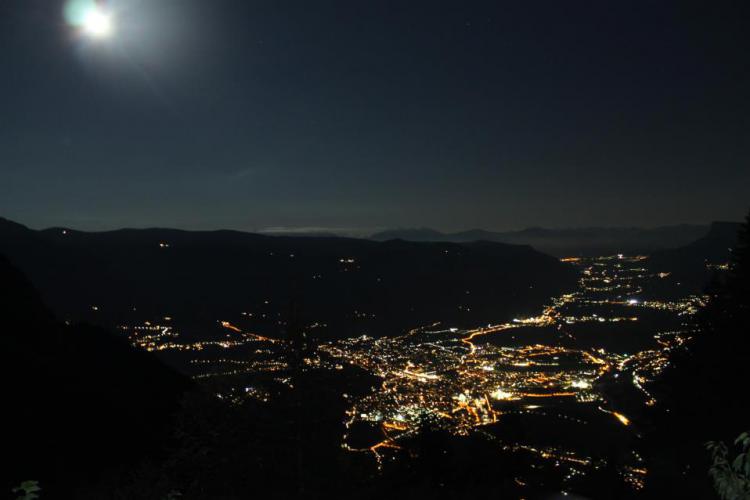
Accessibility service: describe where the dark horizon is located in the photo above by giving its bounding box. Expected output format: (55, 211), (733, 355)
(2, 213), (742, 240)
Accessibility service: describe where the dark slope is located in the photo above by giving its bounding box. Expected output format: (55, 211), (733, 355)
(643, 216), (749, 497)
(1, 255), (190, 496)
(0, 217), (578, 340)
(649, 221), (741, 265)
(372, 224), (710, 256)
(647, 221), (742, 292)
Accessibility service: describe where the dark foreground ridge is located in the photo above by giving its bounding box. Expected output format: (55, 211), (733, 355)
(1, 255), (190, 496)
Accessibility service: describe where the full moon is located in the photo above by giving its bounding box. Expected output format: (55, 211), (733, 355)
(82, 6), (113, 38)
(64, 0), (114, 39)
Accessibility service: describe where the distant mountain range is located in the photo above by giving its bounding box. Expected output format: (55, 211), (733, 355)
(2, 216), (740, 339)
(371, 224), (717, 256)
(0, 217), (578, 339)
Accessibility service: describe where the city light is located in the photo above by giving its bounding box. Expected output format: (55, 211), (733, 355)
(492, 388), (515, 400)
(117, 253), (698, 492)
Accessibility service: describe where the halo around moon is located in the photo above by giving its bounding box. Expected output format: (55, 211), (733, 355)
(65, 0), (114, 39)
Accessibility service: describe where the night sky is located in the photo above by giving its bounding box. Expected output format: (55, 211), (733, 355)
(1, 0), (748, 234)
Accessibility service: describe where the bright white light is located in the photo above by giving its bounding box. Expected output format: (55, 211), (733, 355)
(82, 6), (113, 38)
(491, 388), (514, 400)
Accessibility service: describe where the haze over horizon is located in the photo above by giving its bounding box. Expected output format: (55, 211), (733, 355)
(1, 214), (738, 240)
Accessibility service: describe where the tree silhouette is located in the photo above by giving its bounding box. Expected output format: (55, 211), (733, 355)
(646, 209), (750, 496)
(707, 431), (750, 499)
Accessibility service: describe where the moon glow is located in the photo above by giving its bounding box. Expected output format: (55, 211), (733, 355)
(65, 0), (114, 39)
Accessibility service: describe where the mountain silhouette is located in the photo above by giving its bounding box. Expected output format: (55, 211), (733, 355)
(0, 217), (578, 340)
(1, 254), (189, 496)
(371, 224), (712, 256)
(647, 221), (742, 291)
